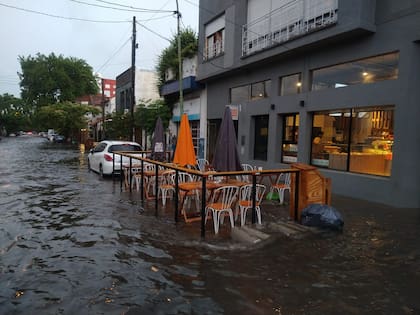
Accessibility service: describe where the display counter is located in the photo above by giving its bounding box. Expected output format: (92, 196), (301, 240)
(329, 152), (392, 176)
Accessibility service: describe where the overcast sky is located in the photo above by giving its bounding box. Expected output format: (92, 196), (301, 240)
(0, 0), (199, 97)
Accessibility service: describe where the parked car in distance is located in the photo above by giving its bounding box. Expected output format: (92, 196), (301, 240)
(53, 134), (65, 143)
(87, 140), (143, 177)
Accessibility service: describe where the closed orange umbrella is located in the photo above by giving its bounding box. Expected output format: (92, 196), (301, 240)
(173, 113), (196, 166)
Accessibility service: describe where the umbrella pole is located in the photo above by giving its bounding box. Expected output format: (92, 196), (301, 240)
(200, 176), (207, 238)
(174, 169), (179, 223)
(140, 159), (144, 205)
(251, 174), (257, 224)
(155, 164), (159, 216)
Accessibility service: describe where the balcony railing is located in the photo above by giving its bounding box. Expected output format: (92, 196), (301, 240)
(242, 0), (338, 56)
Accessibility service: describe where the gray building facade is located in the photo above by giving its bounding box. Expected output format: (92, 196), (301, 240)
(197, 0), (420, 208)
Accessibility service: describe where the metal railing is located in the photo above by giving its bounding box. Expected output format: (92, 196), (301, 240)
(242, 0), (338, 56)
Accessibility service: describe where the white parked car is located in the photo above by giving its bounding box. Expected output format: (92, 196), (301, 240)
(87, 140), (143, 177)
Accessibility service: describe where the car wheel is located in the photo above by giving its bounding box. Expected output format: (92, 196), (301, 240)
(99, 164), (105, 178)
(87, 159), (91, 171)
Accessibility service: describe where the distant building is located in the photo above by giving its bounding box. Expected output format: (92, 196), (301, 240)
(115, 68), (160, 112)
(160, 55), (207, 158)
(197, 0), (420, 208)
(76, 77), (117, 140)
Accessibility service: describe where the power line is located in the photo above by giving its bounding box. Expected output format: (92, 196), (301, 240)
(0, 2), (129, 23)
(96, 37), (131, 73)
(142, 0), (174, 25)
(136, 21), (172, 42)
(94, 0), (175, 13)
(70, 0), (175, 13)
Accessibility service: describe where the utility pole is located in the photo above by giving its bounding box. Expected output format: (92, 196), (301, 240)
(131, 16), (137, 142)
(101, 78), (105, 140)
(176, 0), (183, 116)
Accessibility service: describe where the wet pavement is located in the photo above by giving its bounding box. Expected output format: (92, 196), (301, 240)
(0, 136), (419, 314)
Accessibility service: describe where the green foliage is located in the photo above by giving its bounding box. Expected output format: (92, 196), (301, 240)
(35, 102), (99, 140)
(0, 93), (32, 134)
(156, 27), (198, 90)
(103, 111), (132, 141)
(19, 53), (98, 107)
(104, 99), (171, 141)
(134, 99), (172, 135)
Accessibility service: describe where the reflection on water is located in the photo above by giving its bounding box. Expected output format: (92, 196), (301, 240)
(0, 136), (419, 314)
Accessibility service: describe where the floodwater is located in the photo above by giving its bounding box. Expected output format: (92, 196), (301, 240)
(0, 136), (419, 315)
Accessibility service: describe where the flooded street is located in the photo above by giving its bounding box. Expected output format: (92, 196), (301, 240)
(1, 136), (419, 314)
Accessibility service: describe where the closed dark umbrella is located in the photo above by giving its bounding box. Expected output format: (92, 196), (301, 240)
(151, 116), (166, 161)
(212, 107), (242, 172)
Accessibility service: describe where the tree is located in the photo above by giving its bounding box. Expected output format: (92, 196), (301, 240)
(134, 99), (172, 135)
(156, 27), (198, 90)
(103, 111), (132, 141)
(0, 93), (32, 134)
(35, 102), (99, 140)
(18, 53), (98, 107)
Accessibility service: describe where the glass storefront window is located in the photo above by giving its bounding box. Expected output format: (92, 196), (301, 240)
(311, 52), (399, 91)
(280, 73), (302, 95)
(282, 114), (299, 163)
(311, 106), (394, 176)
(230, 85), (249, 104)
(254, 115), (269, 160)
(230, 80), (271, 103)
(251, 80), (271, 100)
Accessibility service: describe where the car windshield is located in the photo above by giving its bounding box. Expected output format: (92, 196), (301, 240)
(109, 144), (142, 153)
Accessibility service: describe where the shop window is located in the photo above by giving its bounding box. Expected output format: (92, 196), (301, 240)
(280, 73), (302, 95)
(311, 52), (399, 91)
(254, 115), (269, 160)
(311, 106), (394, 176)
(281, 114), (299, 163)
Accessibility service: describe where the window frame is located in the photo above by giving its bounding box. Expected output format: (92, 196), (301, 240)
(311, 106), (395, 177)
(279, 73), (302, 96)
(311, 52), (399, 91)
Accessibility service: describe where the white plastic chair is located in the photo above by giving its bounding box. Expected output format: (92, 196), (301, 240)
(157, 170), (175, 206)
(269, 172), (291, 204)
(205, 185), (239, 234)
(178, 172), (200, 212)
(237, 184), (266, 226)
(237, 163), (255, 182)
(196, 158), (210, 172)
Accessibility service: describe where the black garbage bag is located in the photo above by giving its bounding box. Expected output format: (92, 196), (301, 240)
(301, 204), (344, 231)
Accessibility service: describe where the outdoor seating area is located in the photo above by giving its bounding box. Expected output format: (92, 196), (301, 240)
(118, 154), (299, 236)
(113, 109), (331, 238)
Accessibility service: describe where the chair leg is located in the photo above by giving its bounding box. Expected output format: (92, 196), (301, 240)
(228, 210), (234, 228)
(213, 210), (220, 234)
(240, 207), (247, 226)
(256, 206), (261, 224)
(279, 189), (285, 204)
(161, 190), (167, 206)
